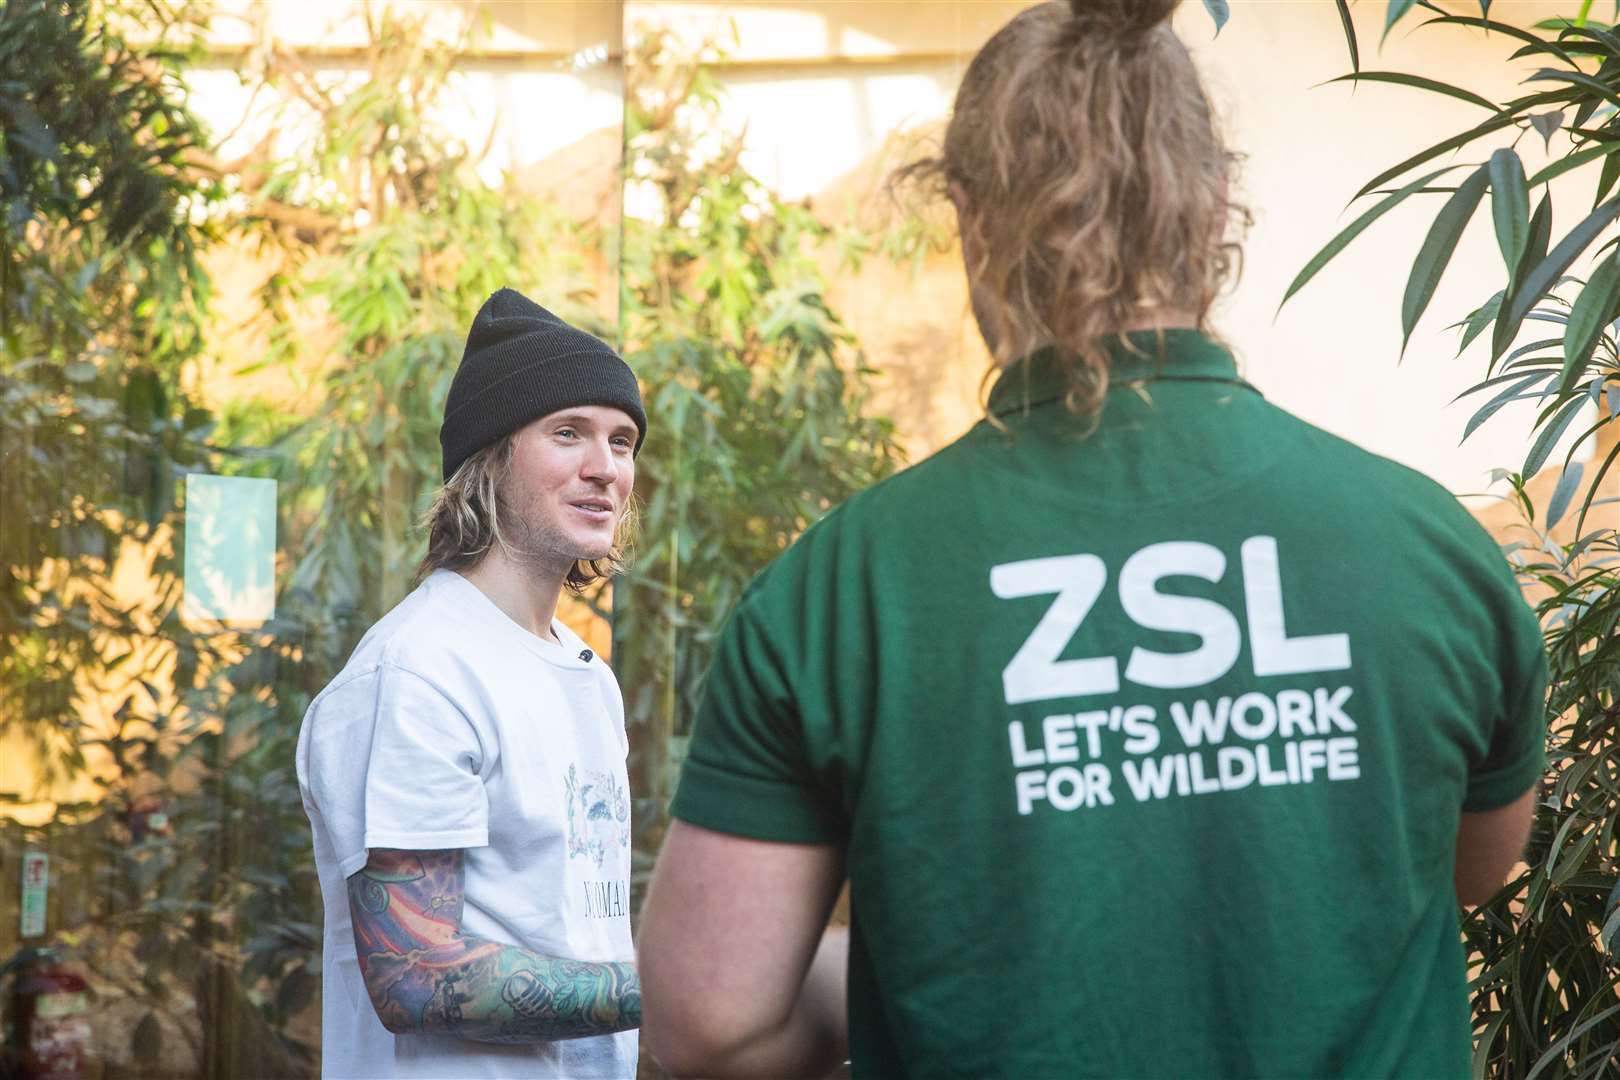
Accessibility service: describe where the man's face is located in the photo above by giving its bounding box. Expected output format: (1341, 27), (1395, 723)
(500, 405), (637, 570)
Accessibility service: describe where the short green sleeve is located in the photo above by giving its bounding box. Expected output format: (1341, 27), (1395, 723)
(1462, 570), (1549, 812)
(670, 599), (845, 843)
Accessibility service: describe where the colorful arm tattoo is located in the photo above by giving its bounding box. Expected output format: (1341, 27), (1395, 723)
(346, 848), (641, 1043)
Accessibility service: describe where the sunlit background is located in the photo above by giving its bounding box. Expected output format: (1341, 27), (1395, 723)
(1, 1), (1614, 1076)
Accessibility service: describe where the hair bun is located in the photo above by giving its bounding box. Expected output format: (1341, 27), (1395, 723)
(1067, 0), (1176, 40)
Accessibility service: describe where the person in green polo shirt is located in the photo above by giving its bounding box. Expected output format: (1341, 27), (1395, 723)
(636, 1), (1548, 1077)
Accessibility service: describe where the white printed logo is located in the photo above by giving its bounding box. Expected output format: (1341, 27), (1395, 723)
(992, 535), (1349, 705)
(992, 536), (1358, 816)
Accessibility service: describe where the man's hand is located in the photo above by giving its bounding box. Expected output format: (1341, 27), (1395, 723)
(347, 848), (640, 1043)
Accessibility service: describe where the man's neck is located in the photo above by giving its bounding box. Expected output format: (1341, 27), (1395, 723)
(457, 550), (567, 642)
(985, 310), (1203, 368)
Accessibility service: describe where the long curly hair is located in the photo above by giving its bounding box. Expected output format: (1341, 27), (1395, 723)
(903, 0), (1247, 418)
(413, 434), (634, 592)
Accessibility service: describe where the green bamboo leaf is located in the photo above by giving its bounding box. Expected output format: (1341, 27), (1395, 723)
(1355, 111), (1520, 201)
(1491, 194), (1552, 365)
(1506, 337), (1568, 365)
(1490, 150), (1530, 271)
(1560, 252), (1620, 390)
(1563, 22), (1620, 59)
(1596, 150), (1620, 208)
(1455, 290), (1505, 353)
(1334, 0), (1359, 73)
(1471, 1011), (1510, 1080)
(1326, 71), (1498, 112)
(1452, 367), (1554, 403)
(1600, 890), (1620, 953)
(1546, 460), (1587, 528)
(1461, 372), (1555, 444)
(1515, 41), (1611, 61)
(1526, 142), (1613, 187)
(1574, 435), (1620, 533)
(1282, 165), (1464, 310)
(1524, 393), (1590, 476)
(1403, 166), (1490, 351)
(1201, 0), (1229, 35)
(1529, 68), (1620, 110)
(1499, 196), (1620, 364)
(1523, 1002), (1620, 1078)
(1421, 14), (1576, 65)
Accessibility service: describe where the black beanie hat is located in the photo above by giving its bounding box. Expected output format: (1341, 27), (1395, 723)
(440, 288), (647, 481)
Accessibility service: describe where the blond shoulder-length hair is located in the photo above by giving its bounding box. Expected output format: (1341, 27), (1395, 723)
(903, 0), (1248, 417)
(412, 434), (634, 592)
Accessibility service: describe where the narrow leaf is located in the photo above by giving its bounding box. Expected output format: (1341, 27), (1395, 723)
(1525, 1003), (1620, 1080)
(1403, 166), (1491, 350)
(1560, 251), (1620, 390)
(1420, 14), (1576, 65)
(1282, 165), (1464, 310)
(1525, 142), (1612, 187)
(1326, 71), (1498, 111)
(1575, 433), (1620, 533)
(1563, 22), (1620, 59)
(1335, 0), (1360, 72)
(1451, 367), (1554, 404)
(1526, 68), (1620, 110)
(1491, 194), (1553, 365)
(1472, 1012), (1510, 1080)
(1502, 196), (1620, 358)
(1461, 371), (1556, 443)
(1546, 460), (1586, 527)
(1596, 149), (1620, 207)
(1524, 393), (1589, 476)
(1457, 291), (1505, 353)
(1201, 0), (1230, 34)
(1573, 96), (1603, 130)
(1355, 110), (1520, 201)
(1489, 149), (1530, 272)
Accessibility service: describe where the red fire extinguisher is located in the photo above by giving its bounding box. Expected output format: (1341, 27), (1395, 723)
(0, 949), (90, 1080)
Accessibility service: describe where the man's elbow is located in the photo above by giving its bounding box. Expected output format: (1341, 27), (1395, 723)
(355, 962), (413, 1036)
(643, 1010), (736, 1077)
(1453, 870), (1501, 909)
(643, 996), (777, 1078)
(1453, 788), (1537, 909)
(1455, 859), (1523, 908)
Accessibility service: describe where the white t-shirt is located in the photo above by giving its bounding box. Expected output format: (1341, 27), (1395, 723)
(296, 570), (637, 1079)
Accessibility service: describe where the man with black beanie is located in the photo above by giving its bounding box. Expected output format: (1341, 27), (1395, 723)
(297, 288), (647, 1079)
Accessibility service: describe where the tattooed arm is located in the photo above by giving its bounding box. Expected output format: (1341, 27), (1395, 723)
(346, 848), (640, 1043)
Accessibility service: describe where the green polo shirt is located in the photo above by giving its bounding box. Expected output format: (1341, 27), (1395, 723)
(671, 330), (1547, 1079)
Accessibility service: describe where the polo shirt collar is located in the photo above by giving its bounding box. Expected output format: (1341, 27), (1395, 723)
(987, 329), (1245, 418)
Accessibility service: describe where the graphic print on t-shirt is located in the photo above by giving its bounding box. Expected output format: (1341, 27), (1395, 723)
(993, 535), (1359, 815)
(564, 763), (630, 868)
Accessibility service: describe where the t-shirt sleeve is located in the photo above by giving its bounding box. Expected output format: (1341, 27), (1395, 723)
(1462, 565), (1549, 812)
(362, 664), (491, 854)
(670, 600), (845, 844)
